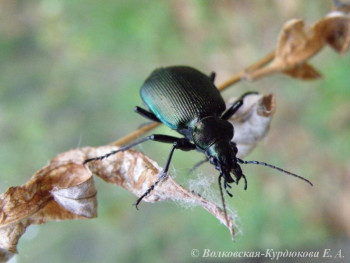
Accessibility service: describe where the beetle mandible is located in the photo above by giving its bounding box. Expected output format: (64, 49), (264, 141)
(84, 66), (312, 208)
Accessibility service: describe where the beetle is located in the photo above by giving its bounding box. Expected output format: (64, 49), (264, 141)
(84, 66), (312, 209)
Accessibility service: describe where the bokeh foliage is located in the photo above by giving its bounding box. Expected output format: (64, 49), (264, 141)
(1, 1), (349, 262)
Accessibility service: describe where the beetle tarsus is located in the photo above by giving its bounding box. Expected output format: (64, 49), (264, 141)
(134, 171), (169, 209)
(133, 139), (191, 209)
(83, 150), (119, 164)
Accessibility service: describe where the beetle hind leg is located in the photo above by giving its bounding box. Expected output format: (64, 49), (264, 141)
(209, 72), (216, 83)
(134, 106), (160, 122)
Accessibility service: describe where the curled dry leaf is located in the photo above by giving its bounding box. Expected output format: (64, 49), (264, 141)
(282, 62), (321, 80)
(333, 0), (350, 15)
(0, 161), (97, 262)
(321, 11), (350, 53)
(228, 93), (276, 158)
(245, 12), (350, 80)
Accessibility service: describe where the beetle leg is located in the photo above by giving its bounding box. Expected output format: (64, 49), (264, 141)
(223, 179), (233, 197)
(134, 138), (196, 208)
(84, 134), (196, 208)
(240, 91), (259, 99)
(221, 99), (243, 120)
(134, 144), (176, 209)
(221, 91), (260, 120)
(241, 174), (248, 190)
(134, 106), (160, 122)
(209, 72), (216, 83)
(84, 134), (194, 164)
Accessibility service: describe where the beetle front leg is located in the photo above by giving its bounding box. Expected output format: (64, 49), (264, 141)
(221, 91), (259, 120)
(134, 137), (195, 208)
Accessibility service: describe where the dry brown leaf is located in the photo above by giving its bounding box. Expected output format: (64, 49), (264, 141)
(0, 163), (96, 227)
(245, 13), (350, 80)
(317, 11), (350, 54)
(0, 161), (97, 262)
(282, 62), (322, 79)
(228, 93), (276, 158)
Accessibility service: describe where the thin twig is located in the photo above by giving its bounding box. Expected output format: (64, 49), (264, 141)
(111, 50), (275, 147)
(217, 50), (275, 91)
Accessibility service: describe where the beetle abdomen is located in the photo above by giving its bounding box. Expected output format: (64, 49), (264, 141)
(140, 66), (226, 130)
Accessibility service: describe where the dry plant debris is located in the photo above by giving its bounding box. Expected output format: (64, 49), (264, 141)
(244, 7), (350, 80)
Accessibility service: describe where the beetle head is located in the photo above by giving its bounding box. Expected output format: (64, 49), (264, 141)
(207, 141), (247, 190)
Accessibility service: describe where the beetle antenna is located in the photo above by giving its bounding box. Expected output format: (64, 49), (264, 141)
(237, 158), (313, 186)
(218, 173), (230, 228)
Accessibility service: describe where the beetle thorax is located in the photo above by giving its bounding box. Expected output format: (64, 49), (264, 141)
(192, 116), (234, 151)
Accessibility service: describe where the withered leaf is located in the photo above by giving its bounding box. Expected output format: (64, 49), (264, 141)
(0, 161), (97, 262)
(282, 62), (322, 79)
(51, 176), (97, 218)
(245, 13), (350, 80)
(316, 11), (350, 54)
(333, 0), (350, 14)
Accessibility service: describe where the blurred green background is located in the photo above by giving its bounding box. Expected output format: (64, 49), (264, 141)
(1, 0), (350, 262)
